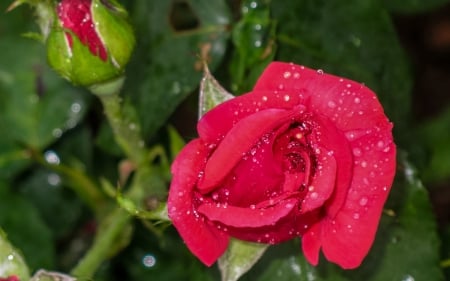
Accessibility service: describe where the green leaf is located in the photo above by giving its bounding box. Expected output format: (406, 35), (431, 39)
(272, 0), (412, 141)
(383, 0), (450, 13)
(199, 64), (234, 118)
(0, 36), (90, 179)
(218, 239), (268, 281)
(0, 182), (55, 270)
(417, 107), (450, 184)
(239, 153), (443, 281)
(0, 229), (30, 280)
(126, 0), (231, 138)
(229, 0), (276, 93)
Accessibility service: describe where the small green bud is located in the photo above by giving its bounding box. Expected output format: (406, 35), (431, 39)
(46, 0), (135, 86)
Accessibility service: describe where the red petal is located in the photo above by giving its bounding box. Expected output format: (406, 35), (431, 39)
(253, 62), (387, 132)
(168, 139), (229, 266)
(301, 221), (322, 266)
(320, 129), (396, 269)
(198, 108), (299, 193)
(198, 198), (298, 228)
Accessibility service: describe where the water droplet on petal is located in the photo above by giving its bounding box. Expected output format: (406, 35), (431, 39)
(354, 97), (360, 104)
(284, 95), (290, 102)
(352, 148), (362, 157)
(359, 196), (368, 206)
(327, 101), (336, 108)
(353, 213), (360, 219)
(283, 71), (292, 79)
(316, 69), (324, 75)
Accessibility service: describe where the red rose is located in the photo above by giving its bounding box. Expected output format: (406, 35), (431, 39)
(168, 62), (396, 269)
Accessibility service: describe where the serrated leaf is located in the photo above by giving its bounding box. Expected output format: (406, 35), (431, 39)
(199, 64), (234, 118)
(218, 239), (268, 281)
(0, 229), (30, 280)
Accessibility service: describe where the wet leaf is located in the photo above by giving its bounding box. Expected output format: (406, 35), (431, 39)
(125, 0), (231, 138)
(0, 36), (90, 179)
(0, 229), (30, 280)
(0, 183), (55, 270)
(229, 0), (276, 93)
(218, 239), (268, 281)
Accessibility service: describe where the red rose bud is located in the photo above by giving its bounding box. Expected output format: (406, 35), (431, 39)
(168, 62), (396, 269)
(46, 0), (135, 86)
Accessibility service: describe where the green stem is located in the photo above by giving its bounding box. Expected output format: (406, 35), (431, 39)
(90, 77), (148, 166)
(70, 208), (131, 278)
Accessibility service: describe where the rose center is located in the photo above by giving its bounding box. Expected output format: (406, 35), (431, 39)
(274, 121), (316, 184)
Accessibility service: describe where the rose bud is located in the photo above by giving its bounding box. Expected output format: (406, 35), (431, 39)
(46, 0), (135, 86)
(168, 62), (396, 269)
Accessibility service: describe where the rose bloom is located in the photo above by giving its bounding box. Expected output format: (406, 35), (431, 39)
(168, 62), (396, 269)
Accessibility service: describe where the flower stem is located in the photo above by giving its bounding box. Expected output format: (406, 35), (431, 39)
(70, 208), (131, 278)
(90, 76), (148, 166)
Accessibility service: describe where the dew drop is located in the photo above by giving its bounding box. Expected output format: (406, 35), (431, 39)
(250, 204), (256, 210)
(359, 197), (368, 206)
(283, 71), (292, 79)
(310, 192), (318, 199)
(44, 150), (60, 165)
(353, 213), (360, 220)
(361, 161), (368, 168)
(327, 101), (336, 108)
(293, 72), (300, 79)
(284, 95), (290, 102)
(142, 254), (157, 268)
(354, 97), (360, 104)
(352, 148), (362, 157)
(316, 69), (324, 75)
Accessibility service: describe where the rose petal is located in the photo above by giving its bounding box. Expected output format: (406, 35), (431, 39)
(301, 221), (322, 266)
(301, 148), (337, 212)
(198, 198), (298, 228)
(199, 108), (299, 193)
(320, 130), (396, 269)
(168, 139), (229, 266)
(252, 62), (386, 132)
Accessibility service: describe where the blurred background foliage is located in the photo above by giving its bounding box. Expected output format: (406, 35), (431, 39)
(0, 0), (450, 280)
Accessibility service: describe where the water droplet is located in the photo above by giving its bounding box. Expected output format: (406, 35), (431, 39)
(310, 192), (318, 199)
(250, 1), (257, 8)
(353, 213), (360, 219)
(293, 72), (300, 79)
(254, 40), (262, 47)
(48, 173), (61, 186)
(71, 102), (82, 113)
(359, 196), (368, 206)
(44, 150), (60, 165)
(52, 128), (63, 138)
(352, 148), (362, 157)
(354, 97), (360, 104)
(284, 95), (290, 102)
(142, 254), (156, 268)
(316, 69), (324, 75)
(250, 204), (256, 210)
(346, 83), (352, 88)
(7, 254), (14, 260)
(283, 71), (292, 79)
(402, 275), (415, 281)
(361, 161), (368, 168)
(262, 96), (268, 102)
(327, 101), (336, 108)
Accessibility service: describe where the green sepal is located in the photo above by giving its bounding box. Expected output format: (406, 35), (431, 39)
(92, 0), (135, 70)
